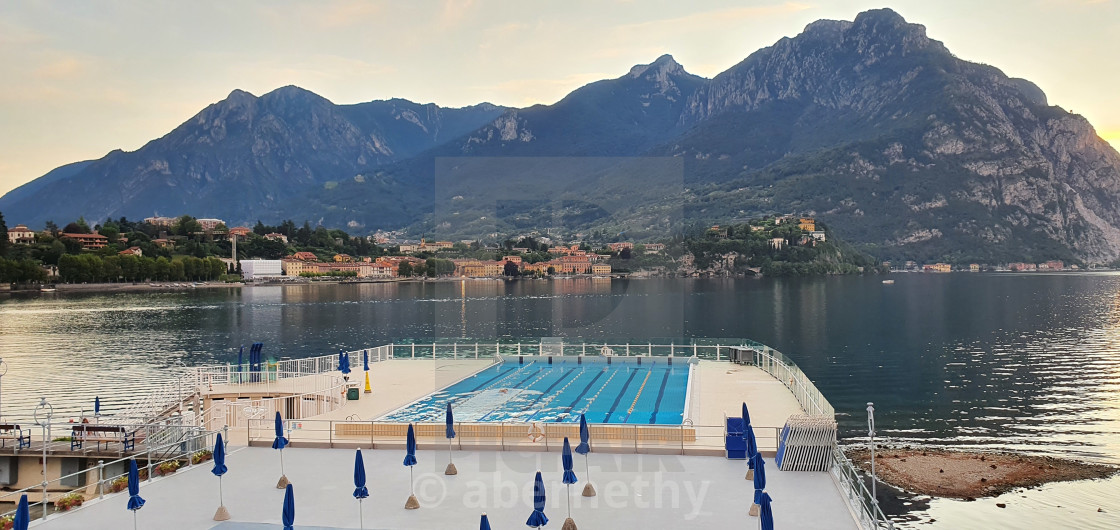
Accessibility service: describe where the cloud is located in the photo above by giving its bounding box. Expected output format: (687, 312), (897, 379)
(312, 0), (386, 29)
(33, 56), (87, 80)
(467, 72), (612, 106)
(440, 0), (477, 28)
(614, 2), (812, 35)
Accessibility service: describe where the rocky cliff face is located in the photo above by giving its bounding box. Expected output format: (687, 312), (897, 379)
(668, 8), (1120, 263)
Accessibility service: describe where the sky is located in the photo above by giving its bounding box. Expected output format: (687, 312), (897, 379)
(1, 0), (1118, 196)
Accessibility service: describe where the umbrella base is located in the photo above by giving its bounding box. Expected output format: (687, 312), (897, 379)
(749, 503), (759, 516)
(405, 494), (420, 509)
(276, 475), (289, 489)
(562, 517), (578, 530)
(746, 469), (754, 480)
(582, 483), (596, 497)
(445, 462), (458, 475)
(213, 505), (230, 521)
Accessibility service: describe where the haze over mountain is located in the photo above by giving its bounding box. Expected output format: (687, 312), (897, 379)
(4, 8), (1119, 264)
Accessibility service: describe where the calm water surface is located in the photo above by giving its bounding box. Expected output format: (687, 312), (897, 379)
(1, 275), (1118, 526)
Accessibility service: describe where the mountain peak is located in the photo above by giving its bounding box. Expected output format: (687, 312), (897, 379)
(629, 54), (685, 78)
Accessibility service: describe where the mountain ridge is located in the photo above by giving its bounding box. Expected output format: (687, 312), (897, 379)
(4, 8), (1120, 264)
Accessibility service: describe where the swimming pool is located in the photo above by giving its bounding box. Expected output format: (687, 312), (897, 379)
(379, 357), (692, 425)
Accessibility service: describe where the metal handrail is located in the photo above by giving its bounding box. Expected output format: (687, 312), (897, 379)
(0, 426), (223, 521)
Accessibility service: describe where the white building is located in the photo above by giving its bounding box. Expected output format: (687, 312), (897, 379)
(240, 259), (283, 280)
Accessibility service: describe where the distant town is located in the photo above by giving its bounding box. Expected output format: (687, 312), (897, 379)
(0, 211), (1090, 288)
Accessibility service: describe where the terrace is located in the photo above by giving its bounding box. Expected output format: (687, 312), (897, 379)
(5, 340), (890, 529)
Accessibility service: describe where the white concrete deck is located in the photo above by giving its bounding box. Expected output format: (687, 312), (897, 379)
(35, 446), (857, 530)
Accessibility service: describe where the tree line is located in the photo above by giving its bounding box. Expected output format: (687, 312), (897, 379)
(58, 254), (226, 283)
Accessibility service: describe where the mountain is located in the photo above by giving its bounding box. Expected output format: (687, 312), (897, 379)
(0, 88), (503, 227)
(666, 8), (1120, 263)
(5, 8), (1120, 264)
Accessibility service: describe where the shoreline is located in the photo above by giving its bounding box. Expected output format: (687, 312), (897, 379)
(845, 447), (1118, 500)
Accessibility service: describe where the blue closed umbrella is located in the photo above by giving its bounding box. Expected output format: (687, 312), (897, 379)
(759, 491), (774, 530)
(282, 483), (295, 530)
(746, 426), (759, 472)
(404, 423), (419, 508)
(354, 449), (368, 528)
(562, 438), (577, 485)
(405, 423), (417, 466)
(363, 350), (370, 371)
(127, 459), (145, 510)
(212, 433), (230, 520)
(752, 452), (767, 505)
(212, 433), (228, 477)
(575, 414), (590, 454)
(742, 402), (752, 427)
(445, 402), (458, 474)
(337, 349), (345, 371)
(526, 470), (549, 528)
(94, 396), (101, 418)
(127, 458), (144, 530)
(13, 494), (28, 530)
(480, 513), (492, 530)
(562, 437), (578, 524)
(342, 352), (352, 375)
(273, 412), (289, 488)
(575, 414), (594, 496)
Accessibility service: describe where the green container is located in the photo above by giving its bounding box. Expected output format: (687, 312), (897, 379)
(347, 387), (360, 400)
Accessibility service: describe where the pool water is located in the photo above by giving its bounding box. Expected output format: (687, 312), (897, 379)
(379, 358), (691, 424)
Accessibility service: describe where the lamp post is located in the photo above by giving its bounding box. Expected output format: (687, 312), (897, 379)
(34, 397), (53, 519)
(867, 402), (878, 528)
(0, 357), (7, 422)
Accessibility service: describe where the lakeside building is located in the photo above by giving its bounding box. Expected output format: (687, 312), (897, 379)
(60, 232), (108, 250)
(6, 224), (35, 244)
(769, 238), (785, 250)
(799, 217), (816, 231)
(118, 246), (143, 257)
(398, 239), (454, 254)
(263, 232), (288, 243)
(240, 259), (283, 280)
(608, 242), (634, 252)
(228, 226), (251, 239)
(922, 263), (952, 272)
(196, 218), (224, 231)
(151, 238), (174, 249)
(143, 216), (177, 227)
(645, 243), (666, 254)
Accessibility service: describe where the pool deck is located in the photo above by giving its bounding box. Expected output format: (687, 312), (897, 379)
(227, 359), (805, 455)
(34, 445), (858, 530)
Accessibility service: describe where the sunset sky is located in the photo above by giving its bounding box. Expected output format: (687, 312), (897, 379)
(1, 0), (1117, 196)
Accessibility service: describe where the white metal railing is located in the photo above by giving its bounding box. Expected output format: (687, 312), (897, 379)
(199, 377), (349, 431)
(245, 418), (785, 456)
(743, 344), (835, 417)
(0, 426), (222, 522)
(831, 446), (895, 529)
(366, 340), (743, 361)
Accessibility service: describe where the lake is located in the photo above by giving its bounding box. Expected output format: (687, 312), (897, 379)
(1, 274), (1117, 527)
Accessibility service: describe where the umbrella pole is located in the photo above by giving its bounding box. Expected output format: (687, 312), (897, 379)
(410, 465), (414, 495)
(280, 448), (285, 475)
(359, 498), (364, 529)
(219, 476), (223, 505)
(567, 483), (571, 518)
(133, 510), (138, 530)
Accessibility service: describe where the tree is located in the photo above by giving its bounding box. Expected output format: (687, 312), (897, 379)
(44, 220), (59, 237)
(0, 210), (8, 258)
(503, 261), (521, 277)
(398, 262), (413, 277)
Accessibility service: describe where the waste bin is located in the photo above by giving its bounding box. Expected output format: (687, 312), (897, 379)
(347, 387), (360, 401)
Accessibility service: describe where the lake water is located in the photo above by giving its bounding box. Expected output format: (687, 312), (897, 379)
(1, 275), (1118, 527)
